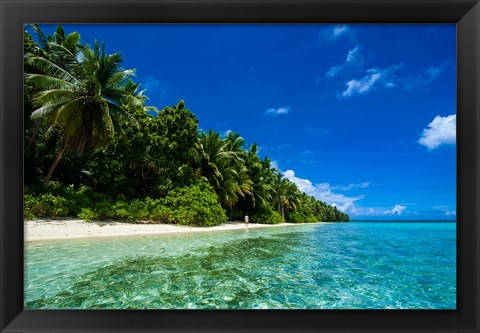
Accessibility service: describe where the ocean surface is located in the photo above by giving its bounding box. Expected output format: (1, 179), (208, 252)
(24, 222), (456, 309)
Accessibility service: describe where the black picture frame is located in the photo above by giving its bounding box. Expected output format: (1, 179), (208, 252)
(1, 0), (479, 332)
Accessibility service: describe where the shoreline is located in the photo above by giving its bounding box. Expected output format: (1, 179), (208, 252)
(25, 219), (324, 242)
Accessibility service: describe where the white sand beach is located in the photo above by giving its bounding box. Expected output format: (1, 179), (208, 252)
(25, 219), (317, 242)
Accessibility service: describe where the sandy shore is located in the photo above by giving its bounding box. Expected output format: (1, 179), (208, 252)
(25, 219), (316, 242)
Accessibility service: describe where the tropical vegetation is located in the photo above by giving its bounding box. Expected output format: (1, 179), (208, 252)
(24, 25), (350, 225)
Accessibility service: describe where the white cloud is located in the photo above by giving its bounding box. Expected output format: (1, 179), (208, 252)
(342, 70), (381, 97)
(331, 182), (371, 191)
(346, 46), (361, 63)
(279, 169), (413, 218)
(320, 24), (353, 44)
(432, 205), (456, 216)
(418, 114), (456, 150)
(390, 205), (407, 215)
(332, 25), (350, 40)
(343, 205), (411, 217)
(283, 170), (364, 212)
(270, 160), (280, 170)
(325, 65), (343, 78)
(279, 170), (421, 218)
(341, 65), (402, 97)
(265, 106), (290, 116)
(324, 46), (362, 79)
(283, 170), (316, 193)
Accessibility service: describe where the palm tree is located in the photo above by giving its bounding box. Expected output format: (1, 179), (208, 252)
(223, 132), (252, 201)
(25, 39), (141, 184)
(26, 25), (81, 152)
(271, 172), (300, 218)
(30, 24), (80, 70)
(245, 144), (273, 209)
(195, 130), (252, 207)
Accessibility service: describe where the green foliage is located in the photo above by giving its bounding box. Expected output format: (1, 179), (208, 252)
(78, 208), (97, 221)
(24, 183), (227, 227)
(285, 211), (319, 223)
(285, 212), (306, 223)
(24, 192), (69, 218)
(111, 201), (130, 220)
(23, 25), (350, 226)
(195, 130), (252, 209)
(163, 182), (227, 226)
(251, 207), (285, 224)
(87, 101), (198, 198)
(25, 25), (144, 185)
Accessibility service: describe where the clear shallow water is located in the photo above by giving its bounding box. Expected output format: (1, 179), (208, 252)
(24, 222), (456, 309)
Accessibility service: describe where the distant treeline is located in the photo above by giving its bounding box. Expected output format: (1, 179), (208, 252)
(23, 25), (350, 225)
(351, 220), (456, 222)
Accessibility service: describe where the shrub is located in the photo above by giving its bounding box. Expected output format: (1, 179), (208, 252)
(304, 214), (320, 223)
(163, 182), (227, 226)
(285, 211), (305, 223)
(112, 201), (130, 220)
(78, 208), (97, 220)
(44, 181), (68, 196)
(286, 211), (320, 223)
(51, 195), (70, 216)
(24, 194), (38, 220)
(23, 182), (228, 226)
(151, 205), (173, 223)
(127, 199), (150, 221)
(251, 207), (285, 224)
(94, 200), (114, 220)
(110, 198), (170, 222)
(24, 192), (70, 218)
(67, 185), (94, 213)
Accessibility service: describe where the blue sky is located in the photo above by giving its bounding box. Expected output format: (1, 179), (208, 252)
(35, 24), (456, 220)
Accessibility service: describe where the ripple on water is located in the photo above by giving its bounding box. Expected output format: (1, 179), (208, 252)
(25, 222), (456, 309)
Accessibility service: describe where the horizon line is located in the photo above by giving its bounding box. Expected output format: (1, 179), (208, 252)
(350, 219), (456, 222)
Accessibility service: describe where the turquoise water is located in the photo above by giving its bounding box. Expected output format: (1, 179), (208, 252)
(24, 222), (456, 309)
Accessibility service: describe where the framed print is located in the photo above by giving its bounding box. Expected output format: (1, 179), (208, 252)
(1, 0), (479, 332)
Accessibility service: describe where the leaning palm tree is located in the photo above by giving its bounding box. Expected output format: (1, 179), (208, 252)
(25, 25), (81, 151)
(25, 40), (141, 184)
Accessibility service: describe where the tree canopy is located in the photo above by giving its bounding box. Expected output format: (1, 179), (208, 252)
(24, 25), (350, 224)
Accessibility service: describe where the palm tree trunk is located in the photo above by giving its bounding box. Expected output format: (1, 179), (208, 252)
(27, 118), (42, 152)
(43, 142), (67, 185)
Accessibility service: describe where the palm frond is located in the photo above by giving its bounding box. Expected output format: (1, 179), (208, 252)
(33, 89), (79, 106)
(108, 104), (139, 129)
(102, 88), (143, 109)
(25, 56), (78, 84)
(63, 32), (80, 52)
(53, 97), (84, 128)
(29, 24), (49, 50)
(31, 104), (60, 119)
(106, 69), (135, 88)
(47, 42), (79, 66)
(25, 74), (76, 91)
